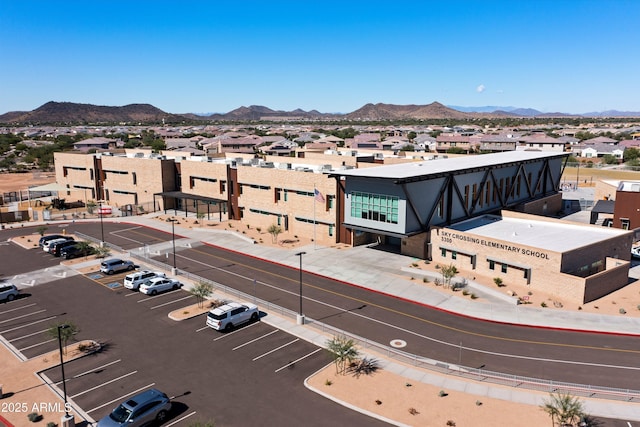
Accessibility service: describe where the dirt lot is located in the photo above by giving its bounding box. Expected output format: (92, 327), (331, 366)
(0, 171), (55, 194)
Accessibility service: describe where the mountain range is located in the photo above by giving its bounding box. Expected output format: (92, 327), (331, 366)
(1, 101), (639, 125)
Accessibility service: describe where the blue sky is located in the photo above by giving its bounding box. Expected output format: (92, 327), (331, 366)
(1, 0), (638, 115)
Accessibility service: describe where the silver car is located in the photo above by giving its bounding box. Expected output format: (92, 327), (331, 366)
(0, 284), (19, 302)
(97, 388), (171, 427)
(100, 259), (135, 275)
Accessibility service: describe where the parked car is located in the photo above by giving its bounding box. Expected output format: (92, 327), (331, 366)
(43, 237), (73, 253)
(206, 302), (259, 331)
(51, 239), (78, 257)
(39, 234), (67, 248)
(124, 270), (167, 290)
(0, 284), (19, 302)
(139, 277), (182, 295)
(60, 243), (94, 260)
(632, 246), (640, 259)
(100, 259), (135, 275)
(97, 388), (171, 427)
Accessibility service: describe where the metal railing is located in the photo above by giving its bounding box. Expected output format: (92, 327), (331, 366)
(90, 242), (640, 403)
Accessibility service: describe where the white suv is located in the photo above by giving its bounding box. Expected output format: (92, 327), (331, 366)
(206, 302), (259, 331)
(124, 271), (166, 290)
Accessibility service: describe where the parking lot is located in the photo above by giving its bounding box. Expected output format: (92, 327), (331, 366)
(0, 238), (387, 427)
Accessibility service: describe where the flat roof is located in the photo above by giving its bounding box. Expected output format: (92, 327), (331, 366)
(330, 151), (567, 180)
(447, 214), (629, 253)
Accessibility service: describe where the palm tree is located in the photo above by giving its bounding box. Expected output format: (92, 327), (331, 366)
(541, 392), (585, 426)
(326, 335), (360, 375)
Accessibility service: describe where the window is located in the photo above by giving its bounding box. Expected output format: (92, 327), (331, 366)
(501, 264), (507, 273)
(489, 260), (495, 270)
(132, 172), (137, 185)
(452, 251), (457, 260)
(441, 248), (447, 257)
(621, 218), (630, 230)
(350, 191), (399, 224)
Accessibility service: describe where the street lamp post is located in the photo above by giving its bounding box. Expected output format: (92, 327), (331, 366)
(57, 324), (74, 427)
(295, 251), (306, 325)
(168, 218), (177, 275)
(98, 200), (105, 247)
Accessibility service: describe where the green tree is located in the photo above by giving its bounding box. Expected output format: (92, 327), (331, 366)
(36, 225), (48, 236)
(540, 392), (586, 427)
(47, 321), (79, 355)
(602, 154), (618, 165)
(440, 263), (459, 289)
(191, 281), (214, 308)
(326, 335), (360, 375)
(75, 241), (94, 259)
(86, 200), (97, 214)
(624, 147), (640, 162)
(267, 224), (282, 243)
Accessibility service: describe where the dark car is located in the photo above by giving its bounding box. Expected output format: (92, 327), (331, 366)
(38, 234), (67, 248)
(60, 243), (94, 260)
(51, 239), (77, 257)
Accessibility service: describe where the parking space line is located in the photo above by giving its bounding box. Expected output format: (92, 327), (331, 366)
(0, 302), (37, 315)
(0, 309), (46, 324)
(86, 383), (155, 414)
(124, 292), (139, 297)
(8, 328), (47, 342)
(150, 295), (193, 310)
(71, 359), (122, 379)
(136, 289), (182, 303)
(252, 339), (299, 361)
(274, 348), (323, 373)
(213, 322), (260, 341)
(0, 316), (57, 334)
(195, 325), (209, 332)
(165, 411), (197, 427)
(18, 338), (57, 351)
(70, 370), (138, 398)
(233, 330), (278, 351)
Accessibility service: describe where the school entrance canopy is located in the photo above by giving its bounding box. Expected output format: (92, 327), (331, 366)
(153, 191), (228, 221)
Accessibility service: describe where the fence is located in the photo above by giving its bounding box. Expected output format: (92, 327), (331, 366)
(76, 233), (640, 403)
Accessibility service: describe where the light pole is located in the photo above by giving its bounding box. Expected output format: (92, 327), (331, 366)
(98, 200), (105, 247)
(57, 324), (74, 426)
(168, 218), (177, 275)
(295, 251), (306, 325)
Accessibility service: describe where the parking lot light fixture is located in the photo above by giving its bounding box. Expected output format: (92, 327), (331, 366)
(98, 200), (105, 247)
(295, 251), (306, 325)
(57, 324), (72, 419)
(168, 218), (178, 275)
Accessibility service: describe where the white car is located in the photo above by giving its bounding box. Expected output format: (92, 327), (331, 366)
(632, 246), (640, 259)
(139, 277), (182, 295)
(206, 302), (259, 331)
(124, 270), (166, 290)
